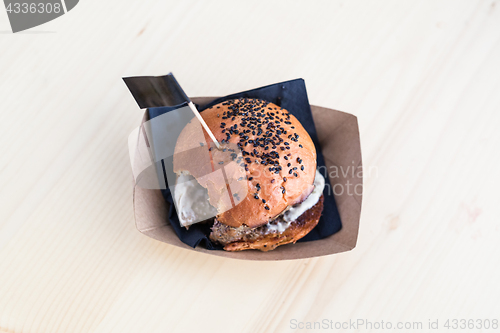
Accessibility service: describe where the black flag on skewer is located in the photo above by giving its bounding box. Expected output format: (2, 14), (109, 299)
(123, 73), (190, 109)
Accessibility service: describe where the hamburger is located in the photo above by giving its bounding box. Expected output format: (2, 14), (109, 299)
(172, 98), (325, 252)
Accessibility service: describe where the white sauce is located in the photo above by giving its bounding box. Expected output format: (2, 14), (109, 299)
(284, 169), (325, 222)
(266, 170), (325, 233)
(174, 173), (218, 227)
(265, 218), (291, 234)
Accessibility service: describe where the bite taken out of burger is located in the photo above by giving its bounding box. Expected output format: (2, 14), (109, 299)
(172, 98), (325, 252)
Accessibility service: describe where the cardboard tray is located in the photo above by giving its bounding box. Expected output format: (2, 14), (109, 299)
(133, 97), (362, 260)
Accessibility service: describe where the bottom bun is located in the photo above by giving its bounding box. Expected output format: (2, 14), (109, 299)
(210, 195), (324, 252)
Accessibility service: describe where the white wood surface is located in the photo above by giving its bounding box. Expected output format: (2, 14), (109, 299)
(1, 1), (500, 332)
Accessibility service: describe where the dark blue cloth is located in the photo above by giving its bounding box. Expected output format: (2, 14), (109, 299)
(148, 79), (342, 249)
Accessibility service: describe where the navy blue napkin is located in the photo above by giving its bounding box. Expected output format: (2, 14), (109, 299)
(147, 79), (342, 249)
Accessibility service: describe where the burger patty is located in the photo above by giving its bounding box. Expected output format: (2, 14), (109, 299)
(210, 195), (324, 251)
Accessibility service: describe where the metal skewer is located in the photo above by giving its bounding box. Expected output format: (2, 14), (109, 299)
(123, 72), (221, 150)
(187, 101), (220, 149)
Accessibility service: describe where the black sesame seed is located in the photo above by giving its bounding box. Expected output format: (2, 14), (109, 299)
(283, 177), (287, 182)
(294, 173), (298, 177)
(265, 206), (270, 210)
(219, 161), (224, 164)
(301, 166), (304, 171)
(262, 199), (266, 203)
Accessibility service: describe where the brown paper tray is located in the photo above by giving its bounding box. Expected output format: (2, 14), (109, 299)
(133, 97), (362, 260)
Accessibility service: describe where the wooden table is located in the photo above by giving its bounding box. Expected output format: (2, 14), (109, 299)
(1, 1), (499, 332)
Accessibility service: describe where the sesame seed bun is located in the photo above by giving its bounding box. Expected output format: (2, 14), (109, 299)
(173, 98), (317, 229)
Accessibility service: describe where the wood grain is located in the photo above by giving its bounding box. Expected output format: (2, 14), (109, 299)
(1, 0), (500, 332)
